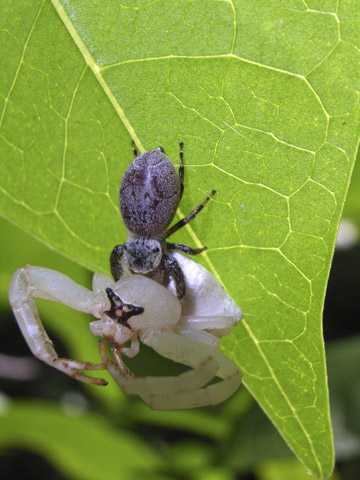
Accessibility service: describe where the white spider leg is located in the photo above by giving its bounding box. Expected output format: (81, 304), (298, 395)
(17, 266), (104, 315)
(140, 365), (240, 410)
(97, 342), (136, 380)
(180, 315), (236, 332)
(111, 344), (134, 378)
(140, 331), (241, 410)
(119, 336), (140, 358)
(92, 272), (118, 295)
(177, 328), (221, 347)
(98, 340), (218, 396)
(178, 316), (237, 344)
(9, 266), (108, 386)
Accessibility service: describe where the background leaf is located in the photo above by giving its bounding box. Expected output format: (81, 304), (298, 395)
(343, 150), (360, 234)
(0, 401), (164, 480)
(2, 1), (360, 477)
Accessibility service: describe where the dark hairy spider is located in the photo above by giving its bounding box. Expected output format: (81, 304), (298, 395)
(110, 141), (216, 299)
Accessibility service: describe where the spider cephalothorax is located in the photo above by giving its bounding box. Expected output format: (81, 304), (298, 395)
(110, 142), (215, 299)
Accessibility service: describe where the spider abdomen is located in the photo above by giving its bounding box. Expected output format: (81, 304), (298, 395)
(120, 149), (180, 236)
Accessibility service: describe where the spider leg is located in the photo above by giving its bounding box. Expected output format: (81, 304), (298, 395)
(131, 139), (137, 158)
(9, 266), (108, 386)
(180, 316), (238, 338)
(162, 253), (186, 299)
(120, 336), (140, 358)
(166, 243), (206, 255)
(177, 315), (240, 347)
(144, 331), (239, 380)
(164, 189), (216, 239)
(140, 331), (241, 410)
(141, 366), (241, 410)
(100, 331), (241, 409)
(176, 328), (221, 347)
(98, 340), (218, 396)
(98, 341), (135, 378)
(179, 141), (184, 201)
(110, 244), (125, 281)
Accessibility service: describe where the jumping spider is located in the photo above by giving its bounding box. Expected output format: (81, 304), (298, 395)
(110, 142), (215, 299)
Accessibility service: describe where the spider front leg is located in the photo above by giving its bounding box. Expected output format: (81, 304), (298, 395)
(178, 141), (184, 201)
(162, 253), (186, 299)
(110, 244), (125, 281)
(164, 189), (216, 239)
(166, 243), (207, 256)
(9, 266), (108, 386)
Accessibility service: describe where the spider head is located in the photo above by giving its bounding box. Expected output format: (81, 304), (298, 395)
(124, 235), (163, 274)
(90, 289), (144, 345)
(104, 287), (144, 330)
(90, 274), (181, 345)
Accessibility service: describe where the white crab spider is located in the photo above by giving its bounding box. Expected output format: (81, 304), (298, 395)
(9, 253), (242, 410)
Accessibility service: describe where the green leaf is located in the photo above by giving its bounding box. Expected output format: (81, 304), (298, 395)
(0, 400), (164, 480)
(2, 1), (360, 477)
(255, 458), (338, 480)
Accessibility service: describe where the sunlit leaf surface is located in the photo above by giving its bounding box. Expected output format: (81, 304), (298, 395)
(2, 1), (360, 476)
